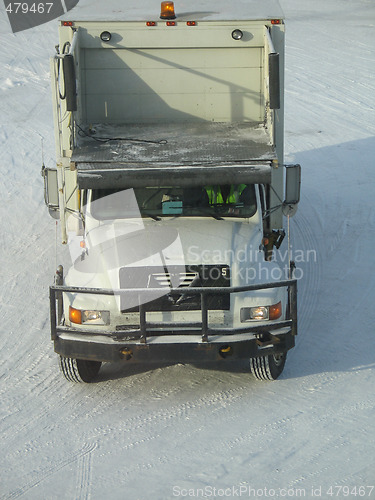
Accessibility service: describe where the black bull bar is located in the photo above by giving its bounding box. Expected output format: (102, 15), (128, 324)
(50, 279), (297, 346)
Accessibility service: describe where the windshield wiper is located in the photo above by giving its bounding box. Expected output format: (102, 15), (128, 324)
(142, 212), (161, 221)
(200, 209), (224, 221)
(173, 207), (224, 220)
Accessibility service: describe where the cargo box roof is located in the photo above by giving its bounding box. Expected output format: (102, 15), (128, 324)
(62, 0), (284, 23)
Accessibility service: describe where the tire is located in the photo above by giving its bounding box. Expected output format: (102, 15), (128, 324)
(250, 353), (287, 381)
(59, 356), (102, 383)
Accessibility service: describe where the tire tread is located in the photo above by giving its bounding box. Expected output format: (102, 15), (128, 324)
(250, 353), (286, 381)
(59, 356), (101, 383)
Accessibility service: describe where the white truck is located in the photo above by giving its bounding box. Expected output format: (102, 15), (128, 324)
(44, 0), (301, 382)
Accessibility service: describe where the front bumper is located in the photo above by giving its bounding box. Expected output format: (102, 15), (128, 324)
(54, 329), (295, 363)
(50, 279), (297, 364)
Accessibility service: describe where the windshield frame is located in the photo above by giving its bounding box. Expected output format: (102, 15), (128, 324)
(88, 185), (258, 221)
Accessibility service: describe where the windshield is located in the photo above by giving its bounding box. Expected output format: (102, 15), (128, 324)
(90, 185), (257, 220)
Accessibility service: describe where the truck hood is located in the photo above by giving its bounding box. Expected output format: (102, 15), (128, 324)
(67, 216), (264, 287)
(66, 216), (288, 312)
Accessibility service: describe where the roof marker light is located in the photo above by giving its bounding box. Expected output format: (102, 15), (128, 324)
(166, 21), (176, 26)
(187, 21), (196, 26)
(232, 29), (243, 40)
(100, 31), (112, 42)
(63, 21), (73, 27)
(160, 1), (176, 20)
(271, 19), (281, 25)
(146, 21), (156, 26)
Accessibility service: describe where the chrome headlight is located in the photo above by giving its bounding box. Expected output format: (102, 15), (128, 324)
(240, 301), (282, 322)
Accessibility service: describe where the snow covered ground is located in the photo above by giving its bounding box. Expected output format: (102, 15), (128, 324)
(1, 0), (375, 498)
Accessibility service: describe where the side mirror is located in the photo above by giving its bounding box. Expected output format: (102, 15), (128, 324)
(42, 167), (59, 219)
(283, 164), (301, 216)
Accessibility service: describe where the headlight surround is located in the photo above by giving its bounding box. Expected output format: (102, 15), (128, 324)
(69, 306), (110, 325)
(240, 301), (282, 322)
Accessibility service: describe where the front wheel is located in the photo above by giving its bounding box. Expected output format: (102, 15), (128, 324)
(59, 356), (102, 383)
(250, 353), (287, 381)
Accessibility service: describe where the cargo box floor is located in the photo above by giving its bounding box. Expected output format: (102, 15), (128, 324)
(72, 122), (276, 167)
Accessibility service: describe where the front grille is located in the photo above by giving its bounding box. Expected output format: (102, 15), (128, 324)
(120, 264), (230, 312)
(151, 271), (198, 288)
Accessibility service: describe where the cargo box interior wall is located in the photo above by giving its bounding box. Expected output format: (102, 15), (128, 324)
(73, 22), (268, 126)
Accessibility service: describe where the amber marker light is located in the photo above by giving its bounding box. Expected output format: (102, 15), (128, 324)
(160, 1), (176, 20)
(69, 306), (82, 325)
(269, 301), (282, 320)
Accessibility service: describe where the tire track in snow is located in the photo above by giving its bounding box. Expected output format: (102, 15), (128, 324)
(24, 376), (253, 490)
(257, 394), (375, 488)
(290, 209), (323, 336)
(87, 380), (252, 452)
(75, 444), (95, 500)
(118, 388), (375, 491)
(202, 387), (375, 491)
(288, 421), (372, 489)
(3, 442), (97, 500)
(1, 366), (156, 465)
